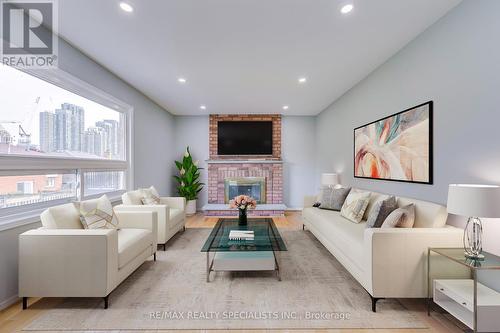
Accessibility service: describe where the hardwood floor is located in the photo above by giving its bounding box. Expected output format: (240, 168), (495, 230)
(0, 212), (464, 333)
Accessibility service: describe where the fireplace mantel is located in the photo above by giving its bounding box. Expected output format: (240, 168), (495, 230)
(206, 159), (283, 164)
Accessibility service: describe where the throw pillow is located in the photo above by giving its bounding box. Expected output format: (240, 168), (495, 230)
(149, 185), (160, 198)
(141, 195), (160, 205)
(340, 190), (371, 223)
(318, 186), (333, 205)
(140, 186), (161, 205)
(381, 203), (416, 228)
(75, 194), (119, 229)
(319, 187), (351, 211)
(366, 196), (398, 228)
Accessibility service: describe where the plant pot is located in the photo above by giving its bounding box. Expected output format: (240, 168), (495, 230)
(186, 199), (197, 215)
(238, 208), (248, 226)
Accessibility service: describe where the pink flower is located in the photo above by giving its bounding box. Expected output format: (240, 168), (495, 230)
(228, 195), (258, 209)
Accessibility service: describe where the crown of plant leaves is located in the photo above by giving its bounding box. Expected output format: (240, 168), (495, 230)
(173, 146), (204, 201)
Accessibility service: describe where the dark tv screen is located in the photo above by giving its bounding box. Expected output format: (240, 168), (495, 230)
(217, 121), (273, 155)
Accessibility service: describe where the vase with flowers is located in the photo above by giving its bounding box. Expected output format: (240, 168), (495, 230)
(229, 195), (257, 225)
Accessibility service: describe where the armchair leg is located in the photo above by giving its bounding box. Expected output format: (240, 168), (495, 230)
(302, 224), (305, 230)
(163, 243), (167, 251)
(370, 295), (383, 312)
(22, 297), (28, 310)
(183, 226), (186, 232)
(154, 253), (156, 261)
(103, 295), (109, 309)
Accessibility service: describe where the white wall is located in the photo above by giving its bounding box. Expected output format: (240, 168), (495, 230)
(282, 116), (316, 208)
(0, 37), (176, 309)
(173, 115), (316, 209)
(315, 0), (500, 255)
(173, 116), (210, 209)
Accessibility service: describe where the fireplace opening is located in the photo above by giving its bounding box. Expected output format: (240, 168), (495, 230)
(224, 177), (266, 204)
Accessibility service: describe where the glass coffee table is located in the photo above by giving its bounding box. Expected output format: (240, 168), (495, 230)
(201, 218), (287, 282)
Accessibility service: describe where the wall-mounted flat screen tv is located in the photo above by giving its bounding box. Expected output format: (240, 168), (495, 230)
(217, 121), (273, 155)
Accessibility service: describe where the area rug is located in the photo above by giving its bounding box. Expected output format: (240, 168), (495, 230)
(25, 228), (425, 330)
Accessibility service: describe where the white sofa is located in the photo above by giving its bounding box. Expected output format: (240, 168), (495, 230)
(302, 189), (463, 312)
(19, 202), (158, 309)
(115, 190), (186, 249)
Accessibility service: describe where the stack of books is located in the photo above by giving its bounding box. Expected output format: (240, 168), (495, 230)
(229, 230), (254, 241)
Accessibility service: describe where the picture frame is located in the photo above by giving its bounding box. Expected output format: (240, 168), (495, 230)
(353, 101), (433, 184)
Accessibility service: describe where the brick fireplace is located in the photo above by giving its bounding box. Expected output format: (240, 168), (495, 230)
(203, 114), (286, 216)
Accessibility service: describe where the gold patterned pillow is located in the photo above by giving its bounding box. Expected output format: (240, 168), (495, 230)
(140, 187), (161, 205)
(340, 190), (371, 223)
(75, 195), (119, 229)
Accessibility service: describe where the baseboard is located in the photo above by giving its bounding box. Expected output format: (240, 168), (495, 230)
(0, 294), (19, 310)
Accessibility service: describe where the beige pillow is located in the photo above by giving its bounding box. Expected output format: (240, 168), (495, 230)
(75, 195), (119, 229)
(381, 204), (415, 228)
(140, 187), (161, 205)
(340, 190), (371, 223)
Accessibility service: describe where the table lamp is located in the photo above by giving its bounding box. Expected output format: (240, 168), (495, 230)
(321, 173), (339, 188)
(447, 184), (500, 260)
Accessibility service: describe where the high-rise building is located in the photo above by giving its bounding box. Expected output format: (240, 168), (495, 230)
(39, 111), (55, 152)
(96, 119), (120, 158)
(83, 127), (107, 157)
(54, 103), (84, 152)
(0, 124), (12, 144)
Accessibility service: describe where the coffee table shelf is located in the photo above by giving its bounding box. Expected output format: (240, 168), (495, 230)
(201, 218), (287, 281)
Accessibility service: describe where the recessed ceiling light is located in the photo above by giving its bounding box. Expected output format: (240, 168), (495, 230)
(119, 1), (134, 13)
(298, 77), (307, 83)
(340, 3), (354, 14)
(282, 105), (289, 110)
(177, 77), (186, 83)
(200, 105), (206, 110)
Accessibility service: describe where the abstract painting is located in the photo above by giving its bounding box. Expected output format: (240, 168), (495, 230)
(354, 101), (433, 184)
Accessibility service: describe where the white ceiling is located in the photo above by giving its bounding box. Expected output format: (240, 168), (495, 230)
(57, 0), (461, 115)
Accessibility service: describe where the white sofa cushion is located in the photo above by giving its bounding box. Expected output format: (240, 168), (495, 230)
(303, 207), (366, 266)
(118, 228), (153, 269)
(40, 203), (82, 229)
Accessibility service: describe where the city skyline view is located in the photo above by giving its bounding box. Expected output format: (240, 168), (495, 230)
(0, 65), (124, 160)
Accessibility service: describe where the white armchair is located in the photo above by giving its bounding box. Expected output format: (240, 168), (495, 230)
(115, 188), (186, 250)
(19, 202), (158, 309)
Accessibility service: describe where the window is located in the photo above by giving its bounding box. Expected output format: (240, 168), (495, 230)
(83, 170), (125, 198)
(1, 172), (78, 210)
(46, 175), (57, 188)
(0, 65), (125, 160)
(0, 65), (131, 223)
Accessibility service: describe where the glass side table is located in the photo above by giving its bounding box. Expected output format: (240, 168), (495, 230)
(428, 248), (500, 333)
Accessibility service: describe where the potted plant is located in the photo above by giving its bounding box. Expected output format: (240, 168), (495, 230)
(229, 195), (257, 225)
(173, 147), (204, 215)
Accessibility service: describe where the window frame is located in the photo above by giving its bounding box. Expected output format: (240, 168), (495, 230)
(0, 66), (134, 230)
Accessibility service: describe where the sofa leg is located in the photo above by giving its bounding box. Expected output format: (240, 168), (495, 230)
(302, 224), (305, 230)
(154, 253), (156, 261)
(183, 226), (186, 232)
(22, 297), (28, 310)
(103, 295), (109, 309)
(371, 295), (382, 312)
(163, 243), (167, 251)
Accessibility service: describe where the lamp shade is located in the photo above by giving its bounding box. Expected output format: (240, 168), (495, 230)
(447, 184), (500, 218)
(321, 173), (339, 187)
